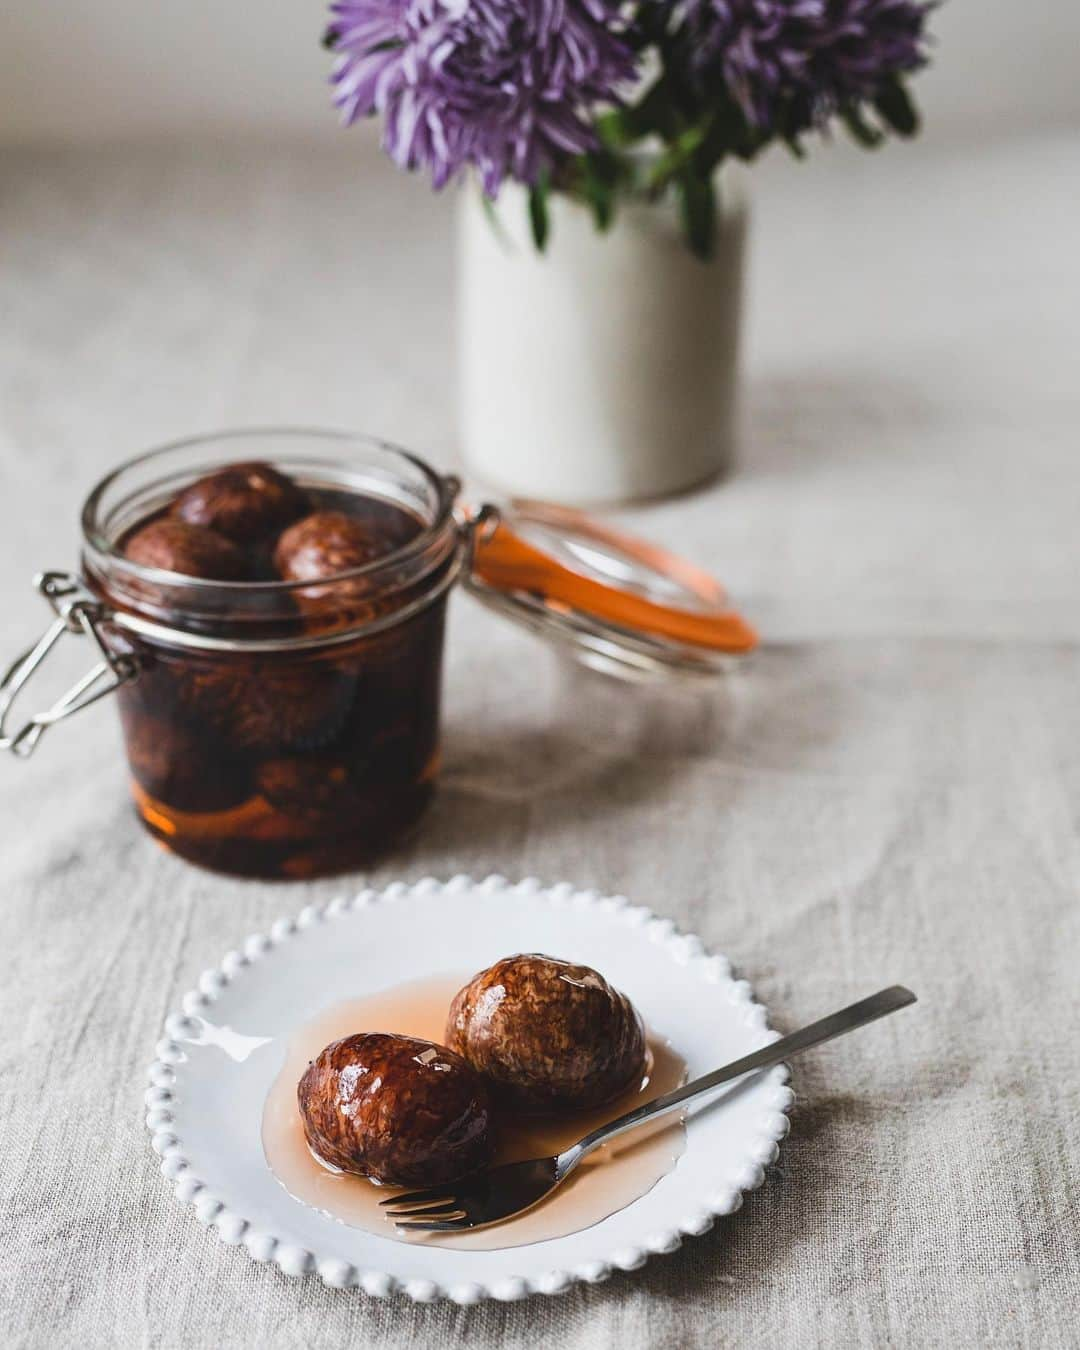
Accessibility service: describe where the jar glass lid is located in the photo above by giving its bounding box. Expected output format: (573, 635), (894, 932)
(464, 500), (758, 681)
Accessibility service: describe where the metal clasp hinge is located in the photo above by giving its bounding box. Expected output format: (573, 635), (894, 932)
(0, 571), (139, 758)
(457, 503), (502, 585)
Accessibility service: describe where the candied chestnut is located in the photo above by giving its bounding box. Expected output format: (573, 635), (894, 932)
(119, 706), (251, 813)
(174, 659), (355, 755)
(446, 954), (647, 1112)
(298, 1033), (493, 1187)
(172, 461), (309, 545)
(124, 519), (248, 581)
(274, 508), (420, 624)
(254, 754), (368, 826)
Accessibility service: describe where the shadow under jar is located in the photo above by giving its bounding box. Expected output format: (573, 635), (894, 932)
(80, 432), (460, 878)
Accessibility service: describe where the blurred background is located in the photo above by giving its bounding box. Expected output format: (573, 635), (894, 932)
(2, 1), (1079, 143)
(1, 0), (1077, 639)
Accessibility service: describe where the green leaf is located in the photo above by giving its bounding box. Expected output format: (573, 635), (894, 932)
(581, 153), (619, 232)
(692, 103), (746, 178)
(677, 170), (716, 262)
(528, 177), (550, 253)
(596, 109), (639, 149)
(841, 104), (885, 149)
(875, 79), (920, 137)
(646, 124), (708, 191)
(613, 77), (683, 143)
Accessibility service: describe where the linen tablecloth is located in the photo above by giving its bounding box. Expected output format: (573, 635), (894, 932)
(1, 131), (1078, 1348)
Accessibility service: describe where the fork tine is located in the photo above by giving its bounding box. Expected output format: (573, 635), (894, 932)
(394, 1215), (469, 1233)
(378, 1185), (454, 1208)
(382, 1197), (462, 1217)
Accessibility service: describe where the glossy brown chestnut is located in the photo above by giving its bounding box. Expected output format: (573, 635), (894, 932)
(254, 754), (368, 825)
(274, 508), (421, 624)
(123, 519), (248, 581)
(119, 704), (252, 813)
(171, 461), (309, 545)
(173, 659), (355, 755)
(446, 954), (647, 1113)
(297, 1032), (494, 1187)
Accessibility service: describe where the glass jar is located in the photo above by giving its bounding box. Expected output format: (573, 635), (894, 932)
(1, 428), (757, 878)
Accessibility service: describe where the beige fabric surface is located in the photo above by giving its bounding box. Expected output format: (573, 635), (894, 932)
(1, 132), (1078, 1349)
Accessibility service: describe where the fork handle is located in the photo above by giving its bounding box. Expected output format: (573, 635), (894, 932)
(566, 985), (916, 1167)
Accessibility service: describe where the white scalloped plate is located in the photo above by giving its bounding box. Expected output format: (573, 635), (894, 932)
(145, 876), (792, 1303)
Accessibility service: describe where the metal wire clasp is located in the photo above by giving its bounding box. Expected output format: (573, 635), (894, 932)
(457, 502), (502, 586)
(0, 571), (139, 758)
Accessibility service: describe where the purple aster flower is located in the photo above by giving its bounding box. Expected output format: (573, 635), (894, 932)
(675, 0), (932, 133)
(326, 0), (639, 194)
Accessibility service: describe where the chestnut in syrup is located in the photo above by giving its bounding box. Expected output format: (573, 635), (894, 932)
(119, 705), (252, 814)
(123, 519), (249, 581)
(273, 508), (418, 625)
(447, 954), (647, 1112)
(171, 461), (309, 546)
(173, 660), (355, 756)
(106, 459), (442, 877)
(298, 1032), (494, 1187)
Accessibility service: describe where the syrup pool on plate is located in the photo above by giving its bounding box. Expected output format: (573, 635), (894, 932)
(261, 973), (688, 1251)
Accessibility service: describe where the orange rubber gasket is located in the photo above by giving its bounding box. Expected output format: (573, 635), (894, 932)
(471, 517), (758, 655)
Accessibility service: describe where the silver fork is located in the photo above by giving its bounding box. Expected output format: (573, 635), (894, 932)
(381, 984), (916, 1233)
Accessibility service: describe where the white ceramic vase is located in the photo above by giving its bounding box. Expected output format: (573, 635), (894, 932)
(456, 174), (748, 505)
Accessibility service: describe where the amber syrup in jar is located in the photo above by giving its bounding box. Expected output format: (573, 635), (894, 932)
(104, 485), (449, 878)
